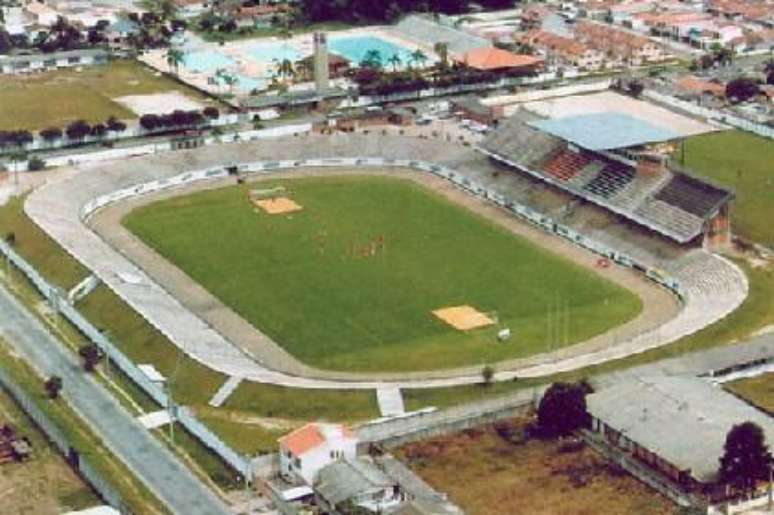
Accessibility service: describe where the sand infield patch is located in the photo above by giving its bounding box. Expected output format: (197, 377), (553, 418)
(433, 305), (494, 331)
(254, 197), (303, 215)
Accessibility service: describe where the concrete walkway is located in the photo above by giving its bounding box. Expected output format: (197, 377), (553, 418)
(0, 286), (230, 515)
(23, 136), (748, 389)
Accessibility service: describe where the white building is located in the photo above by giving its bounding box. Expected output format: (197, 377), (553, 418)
(278, 423), (358, 485)
(0, 49), (109, 75)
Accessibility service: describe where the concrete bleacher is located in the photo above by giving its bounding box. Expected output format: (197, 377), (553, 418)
(583, 161), (635, 199)
(543, 148), (592, 181)
(479, 117), (733, 244)
(654, 173), (730, 218)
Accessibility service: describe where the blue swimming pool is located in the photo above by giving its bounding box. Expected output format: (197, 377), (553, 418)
(244, 41), (301, 64)
(183, 50), (234, 73)
(329, 35), (417, 67)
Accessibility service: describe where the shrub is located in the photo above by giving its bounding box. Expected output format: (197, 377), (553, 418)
(27, 156), (46, 171)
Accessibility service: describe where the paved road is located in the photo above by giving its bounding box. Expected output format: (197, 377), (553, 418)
(0, 286), (230, 515)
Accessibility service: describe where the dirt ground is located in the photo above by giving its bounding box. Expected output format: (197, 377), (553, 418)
(0, 391), (99, 514)
(397, 419), (677, 515)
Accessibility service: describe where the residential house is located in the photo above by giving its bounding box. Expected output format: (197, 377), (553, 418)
(278, 423), (357, 485)
(574, 20), (667, 66)
(315, 457), (403, 514)
(520, 29), (605, 70)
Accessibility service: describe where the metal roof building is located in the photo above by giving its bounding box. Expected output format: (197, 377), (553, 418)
(528, 112), (682, 151)
(587, 376), (774, 484)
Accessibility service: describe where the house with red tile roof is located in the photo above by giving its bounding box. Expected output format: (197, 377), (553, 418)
(457, 47), (543, 73)
(278, 423), (358, 485)
(520, 29), (605, 70)
(575, 20), (667, 65)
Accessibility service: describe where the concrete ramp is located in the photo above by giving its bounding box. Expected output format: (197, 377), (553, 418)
(377, 387), (405, 417)
(138, 410), (172, 429)
(209, 376), (243, 407)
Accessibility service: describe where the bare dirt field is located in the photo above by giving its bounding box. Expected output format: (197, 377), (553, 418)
(0, 391), (99, 514)
(397, 419), (676, 515)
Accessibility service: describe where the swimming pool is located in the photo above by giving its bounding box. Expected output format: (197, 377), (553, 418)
(244, 41), (301, 64)
(183, 50), (234, 73)
(329, 35), (418, 67)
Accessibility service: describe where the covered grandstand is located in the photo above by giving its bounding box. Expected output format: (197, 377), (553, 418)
(479, 110), (733, 245)
(394, 15), (492, 57)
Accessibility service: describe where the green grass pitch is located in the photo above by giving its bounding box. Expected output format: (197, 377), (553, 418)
(123, 175), (641, 372)
(680, 130), (774, 248)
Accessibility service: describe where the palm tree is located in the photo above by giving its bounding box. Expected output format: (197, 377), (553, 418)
(361, 49), (383, 69)
(387, 53), (402, 72)
(274, 58), (295, 80)
(434, 42), (449, 69)
(165, 47), (184, 76)
(410, 49), (428, 69)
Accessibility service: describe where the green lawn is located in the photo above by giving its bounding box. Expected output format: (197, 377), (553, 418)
(0, 59), (217, 131)
(681, 130), (774, 248)
(725, 372), (774, 413)
(124, 176), (641, 372)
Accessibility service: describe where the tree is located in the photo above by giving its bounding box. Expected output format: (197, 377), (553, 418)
(139, 114), (161, 131)
(434, 42), (449, 70)
(719, 422), (771, 495)
(106, 116), (127, 134)
(481, 365), (494, 386)
(40, 127), (63, 146)
(44, 376), (63, 399)
(387, 53), (402, 72)
(360, 49), (383, 70)
(627, 80), (644, 98)
(725, 77), (760, 103)
(537, 382), (590, 438)
(65, 120), (91, 141)
(410, 48), (428, 69)
(90, 123), (107, 140)
(79, 344), (102, 372)
(202, 106), (219, 120)
(165, 46), (184, 75)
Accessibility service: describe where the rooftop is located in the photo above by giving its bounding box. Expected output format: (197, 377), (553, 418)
(528, 112), (681, 151)
(459, 47), (543, 70)
(315, 457), (394, 506)
(278, 422), (355, 456)
(587, 376), (774, 482)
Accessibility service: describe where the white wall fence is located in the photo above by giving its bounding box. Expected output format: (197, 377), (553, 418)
(708, 493), (774, 515)
(30, 123), (312, 171)
(0, 239), (255, 483)
(644, 90), (774, 140)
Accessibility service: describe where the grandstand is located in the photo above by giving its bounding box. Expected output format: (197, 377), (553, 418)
(394, 15), (492, 57)
(479, 110), (733, 245)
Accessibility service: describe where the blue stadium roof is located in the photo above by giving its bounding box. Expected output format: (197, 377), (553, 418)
(528, 112), (681, 151)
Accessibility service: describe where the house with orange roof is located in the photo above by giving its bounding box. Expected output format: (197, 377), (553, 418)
(520, 29), (605, 70)
(457, 47), (543, 74)
(574, 20), (667, 66)
(278, 422), (358, 485)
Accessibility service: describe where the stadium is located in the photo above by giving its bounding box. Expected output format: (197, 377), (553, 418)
(23, 90), (747, 389)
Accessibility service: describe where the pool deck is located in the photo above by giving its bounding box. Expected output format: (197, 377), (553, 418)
(140, 26), (438, 97)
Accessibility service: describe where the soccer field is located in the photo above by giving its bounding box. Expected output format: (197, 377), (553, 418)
(123, 175), (641, 372)
(681, 130), (774, 248)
